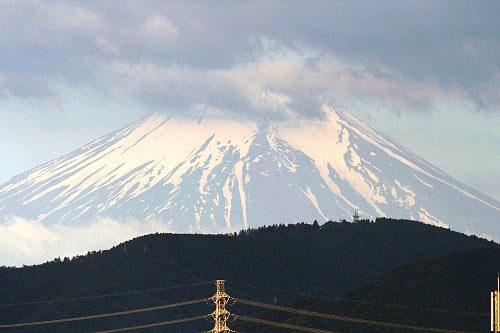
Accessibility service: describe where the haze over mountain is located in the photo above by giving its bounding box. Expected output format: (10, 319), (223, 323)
(0, 106), (498, 248)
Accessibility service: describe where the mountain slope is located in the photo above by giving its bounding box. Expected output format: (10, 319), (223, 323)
(250, 246), (500, 333)
(0, 107), (498, 239)
(0, 220), (497, 332)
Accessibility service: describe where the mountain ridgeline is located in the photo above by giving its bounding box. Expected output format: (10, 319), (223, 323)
(0, 107), (499, 240)
(0, 218), (497, 332)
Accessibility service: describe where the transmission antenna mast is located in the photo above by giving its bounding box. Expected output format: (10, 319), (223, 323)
(353, 208), (360, 222)
(206, 280), (237, 333)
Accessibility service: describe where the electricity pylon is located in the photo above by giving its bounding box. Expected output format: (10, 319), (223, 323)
(492, 273), (500, 332)
(206, 280), (237, 333)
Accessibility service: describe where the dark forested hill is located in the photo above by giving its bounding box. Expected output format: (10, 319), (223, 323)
(259, 246), (500, 333)
(0, 218), (497, 332)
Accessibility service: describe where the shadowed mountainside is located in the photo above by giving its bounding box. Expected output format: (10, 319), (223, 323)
(0, 218), (497, 332)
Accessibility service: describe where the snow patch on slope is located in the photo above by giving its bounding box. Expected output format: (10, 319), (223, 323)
(0, 107), (498, 242)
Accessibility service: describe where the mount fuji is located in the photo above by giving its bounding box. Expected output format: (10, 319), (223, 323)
(0, 106), (499, 241)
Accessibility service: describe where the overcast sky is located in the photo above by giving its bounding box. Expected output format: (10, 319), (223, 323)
(0, 1), (498, 201)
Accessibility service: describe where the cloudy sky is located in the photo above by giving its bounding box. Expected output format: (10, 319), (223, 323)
(0, 0), (499, 202)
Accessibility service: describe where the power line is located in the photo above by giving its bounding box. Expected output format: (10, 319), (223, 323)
(0, 280), (483, 332)
(238, 315), (340, 333)
(0, 299), (205, 329)
(229, 280), (486, 318)
(238, 298), (476, 333)
(0, 281), (214, 308)
(93, 315), (207, 333)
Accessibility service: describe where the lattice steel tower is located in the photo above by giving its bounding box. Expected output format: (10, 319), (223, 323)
(353, 208), (360, 222)
(205, 280), (237, 333)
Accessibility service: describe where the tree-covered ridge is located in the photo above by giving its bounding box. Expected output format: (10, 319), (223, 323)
(0, 218), (497, 332)
(260, 246), (500, 333)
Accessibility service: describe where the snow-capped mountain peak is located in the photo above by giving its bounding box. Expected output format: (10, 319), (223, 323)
(1, 107), (498, 240)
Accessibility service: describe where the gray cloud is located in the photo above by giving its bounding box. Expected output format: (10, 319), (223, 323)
(98, 53), (449, 121)
(0, 0), (498, 119)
